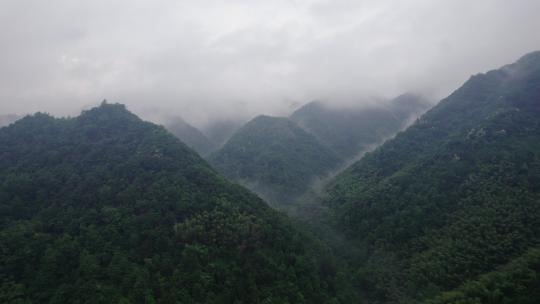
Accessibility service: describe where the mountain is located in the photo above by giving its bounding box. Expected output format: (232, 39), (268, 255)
(0, 114), (21, 127)
(290, 94), (430, 160)
(389, 93), (432, 122)
(202, 119), (243, 149)
(163, 117), (215, 156)
(323, 51), (540, 303)
(209, 115), (341, 208)
(0, 102), (356, 303)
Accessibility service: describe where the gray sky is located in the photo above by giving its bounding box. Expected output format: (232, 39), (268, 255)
(1, 0), (539, 127)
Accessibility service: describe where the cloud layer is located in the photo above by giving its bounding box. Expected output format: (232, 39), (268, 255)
(1, 0), (539, 127)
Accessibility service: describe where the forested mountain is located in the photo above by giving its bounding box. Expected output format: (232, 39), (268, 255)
(163, 117), (215, 156)
(323, 51), (540, 303)
(0, 102), (357, 303)
(209, 115), (341, 208)
(290, 94), (430, 159)
(0, 114), (21, 127)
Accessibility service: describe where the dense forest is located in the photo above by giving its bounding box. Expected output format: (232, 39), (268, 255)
(323, 51), (540, 303)
(0, 103), (358, 303)
(209, 115), (341, 208)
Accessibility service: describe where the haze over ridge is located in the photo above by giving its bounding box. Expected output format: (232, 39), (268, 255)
(1, 0), (539, 128)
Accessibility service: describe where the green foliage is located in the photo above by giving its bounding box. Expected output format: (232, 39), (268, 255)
(0, 102), (353, 303)
(323, 51), (540, 302)
(426, 248), (540, 304)
(209, 115), (341, 208)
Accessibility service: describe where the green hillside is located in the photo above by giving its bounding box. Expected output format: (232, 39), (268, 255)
(324, 51), (540, 303)
(0, 102), (356, 303)
(209, 115), (341, 208)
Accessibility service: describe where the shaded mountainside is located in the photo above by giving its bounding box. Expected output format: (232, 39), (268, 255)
(209, 115), (341, 208)
(290, 94), (430, 160)
(164, 117), (215, 156)
(427, 247), (540, 304)
(323, 51), (540, 303)
(0, 102), (357, 303)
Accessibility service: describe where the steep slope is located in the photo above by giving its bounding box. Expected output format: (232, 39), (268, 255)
(324, 51), (540, 303)
(164, 117), (215, 156)
(0, 102), (355, 303)
(290, 94), (430, 160)
(209, 115), (341, 208)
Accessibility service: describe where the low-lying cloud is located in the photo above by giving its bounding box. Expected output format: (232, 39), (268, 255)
(1, 0), (539, 128)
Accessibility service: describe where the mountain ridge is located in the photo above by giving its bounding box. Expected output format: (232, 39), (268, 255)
(0, 101), (355, 303)
(322, 50), (540, 303)
(209, 115), (342, 208)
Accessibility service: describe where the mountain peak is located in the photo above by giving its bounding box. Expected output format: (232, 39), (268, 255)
(209, 115), (340, 207)
(76, 102), (143, 131)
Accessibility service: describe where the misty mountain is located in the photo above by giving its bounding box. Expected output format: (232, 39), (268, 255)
(389, 93), (432, 122)
(0, 102), (355, 303)
(163, 117), (216, 156)
(0, 114), (21, 127)
(209, 115), (341, 208)
(290, 94), (430, 159)
(202, 119), (243, 149)
(323, 51), (540, 303)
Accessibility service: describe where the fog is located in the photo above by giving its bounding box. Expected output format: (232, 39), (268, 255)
(1, 0), (539, 128)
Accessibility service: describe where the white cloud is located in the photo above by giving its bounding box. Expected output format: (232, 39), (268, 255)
(0, 0), (539, 127)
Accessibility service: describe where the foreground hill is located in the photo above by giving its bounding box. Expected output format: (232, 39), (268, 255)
(209, 115), (341, 208)
(290, 94), (430, 160)
(324, 51), (540, 303)
(164, 117), (215, 156)
(0, 102), (355, 303)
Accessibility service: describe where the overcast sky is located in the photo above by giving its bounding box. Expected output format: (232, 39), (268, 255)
(1, 0), (539, 127)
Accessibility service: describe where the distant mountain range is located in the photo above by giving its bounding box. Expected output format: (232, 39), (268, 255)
(208, 115), (341, 207)
(208, 93), (430, 209)
(290, 93), (430, 159)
